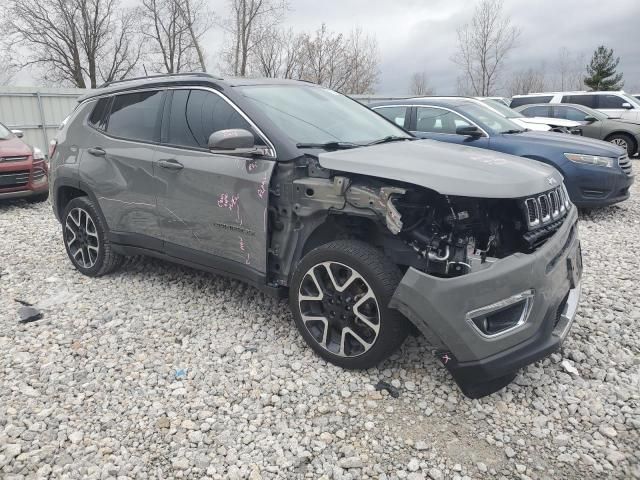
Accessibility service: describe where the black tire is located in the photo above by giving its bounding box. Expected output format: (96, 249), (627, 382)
(607, 133), (636, 156)
(62, 196), (124, 277)
(26, 191), (49, 203)
(289, 240), (409, 369)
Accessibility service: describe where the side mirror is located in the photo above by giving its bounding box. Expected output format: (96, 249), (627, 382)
(456, 125), (483, 137)
(208, 129), (259, 156)
(583, 115), (597, 123)
(621, 102), (633, 110)
(11, 129), (24, 138)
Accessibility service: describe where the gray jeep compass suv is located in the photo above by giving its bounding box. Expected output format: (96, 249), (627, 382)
(49, 73), (582, 398)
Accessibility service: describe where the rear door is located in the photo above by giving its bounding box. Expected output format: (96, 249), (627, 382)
(411, 106), (489, 148)
(154, 88), (276, 276)
(80, 89), (164, 249)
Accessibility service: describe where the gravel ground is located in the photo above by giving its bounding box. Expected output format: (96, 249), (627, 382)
(1, 184), (639, 480)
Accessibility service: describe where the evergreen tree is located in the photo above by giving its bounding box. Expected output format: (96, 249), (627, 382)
(584, 46), (624, 91)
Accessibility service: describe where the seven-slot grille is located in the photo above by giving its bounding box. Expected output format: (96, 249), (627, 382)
(523, 185), (570, 230)
(0, 170), (30, 189)
(618, 154), (633, 176)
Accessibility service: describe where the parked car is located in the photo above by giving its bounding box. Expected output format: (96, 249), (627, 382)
(510, 91), (640, 122)
(370, 97), (634, 207)
(515, 103), (640, 156)
(476, 97), (581, 133)
(50, 73), (582, 398)
(0, 122), (49, 202)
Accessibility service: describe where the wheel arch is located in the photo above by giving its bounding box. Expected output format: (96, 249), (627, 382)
(604, 131), (637, 153)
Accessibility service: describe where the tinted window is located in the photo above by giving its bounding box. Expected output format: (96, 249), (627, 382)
(598, 94), (626, 109)
(167, 89), (259, 149)
(554, 106), (590, 122)
(88, 98), (110, 131)
(510, 96), (552, 108)
(0, 122), (11, 140)
(107, 91), (163, 142)
(561, 95), (597, 108)
(374, 106), (408, 127)
(520, 105), (551, 117)
(415, 107), (471, 134)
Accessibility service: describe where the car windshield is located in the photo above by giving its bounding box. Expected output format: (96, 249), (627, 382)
(481, 99), (524, 119)
(0, 122), (12, 140)
(236, 85), (411, 145)
(456, 101), (524, 134)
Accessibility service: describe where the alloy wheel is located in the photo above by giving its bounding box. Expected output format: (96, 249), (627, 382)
(65, 207), (100, 269)
(611, 138), (628, 150)
(298, 261), (381, 357)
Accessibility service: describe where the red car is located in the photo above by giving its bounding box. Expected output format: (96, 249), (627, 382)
(0, 122), (49, 202)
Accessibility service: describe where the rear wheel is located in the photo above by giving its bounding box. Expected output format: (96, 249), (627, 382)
(290, 240), (409, 369)
(62, 196), (123, 277)
(607, 133), (636, 155)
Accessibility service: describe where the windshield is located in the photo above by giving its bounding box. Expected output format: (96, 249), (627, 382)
(481, 99), (524, 118)
(456, 101), (524, 134)
(237, 85), (411, 145)
(0, 122), (12, 140)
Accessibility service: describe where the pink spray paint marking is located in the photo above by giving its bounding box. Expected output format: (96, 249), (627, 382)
(239, 236), (245, 252)
(217, 193), (240, 211)
(257, 177), (268, 199)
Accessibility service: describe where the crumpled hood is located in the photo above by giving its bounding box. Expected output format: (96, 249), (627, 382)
(512, 131), (627, 156)
(318, 139), (563, 199)
(522, 117), (581, 128)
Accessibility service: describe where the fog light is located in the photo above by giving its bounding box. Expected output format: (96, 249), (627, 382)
(466, 290), (534, 338)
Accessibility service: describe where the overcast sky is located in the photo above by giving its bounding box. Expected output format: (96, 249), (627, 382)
(12, 0), (640, 94)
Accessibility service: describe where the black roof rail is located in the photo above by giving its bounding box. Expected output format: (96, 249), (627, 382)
(98, 72), (223, 89)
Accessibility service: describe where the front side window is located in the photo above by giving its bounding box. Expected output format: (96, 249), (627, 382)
(554, 106), (590, 122)
(521, 105), (552, 117)
(106, 90), (164, 142)
(167, 89), (259, 149)
(237, 85), (410, 145)
(375, 106), (408, 127)
(598, 94), (626, 109)
(415, 107), (471, 134)
(562, 95), (597, 108)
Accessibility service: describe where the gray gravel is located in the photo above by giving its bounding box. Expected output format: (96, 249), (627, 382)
(1, 183), (639, 480)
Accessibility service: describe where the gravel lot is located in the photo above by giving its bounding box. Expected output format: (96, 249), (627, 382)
(1, 183), (639, 480)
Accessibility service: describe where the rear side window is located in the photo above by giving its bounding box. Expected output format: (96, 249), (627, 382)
(510, 96), (552, 108)
(561, 95), (597, 108)
(106, 90), (163, 142)
(520, 105), (552, 117)
(598, 94), (626, 109)
(166, 89), (259, 149)
(88, 98), (110, 131)
(374, 106), (408, 127)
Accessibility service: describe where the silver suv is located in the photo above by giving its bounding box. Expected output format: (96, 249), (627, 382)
(49, 74), (582, 398)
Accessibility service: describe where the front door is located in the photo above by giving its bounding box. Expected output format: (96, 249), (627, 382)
(154, 88), (276, 275)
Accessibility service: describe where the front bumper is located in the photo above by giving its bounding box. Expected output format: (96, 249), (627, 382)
(390, 206), (582, 398)
(565, 164), (634, 208)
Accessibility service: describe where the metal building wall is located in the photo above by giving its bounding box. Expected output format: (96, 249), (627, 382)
(0, 87), (87, 156)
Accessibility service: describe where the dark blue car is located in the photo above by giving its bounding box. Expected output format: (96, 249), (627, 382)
(370, 98), (634, 208)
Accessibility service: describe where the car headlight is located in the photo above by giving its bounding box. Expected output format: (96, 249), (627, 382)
(32, 147), (45, 161)
(564, 153), (614, 168)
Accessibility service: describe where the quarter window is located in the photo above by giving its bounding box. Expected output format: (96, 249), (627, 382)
(88, 97), (110, 131)
(106, 90), (163, 142)
(561, 95), (597, 108)
(167, 89), (259, 149)
(375, 106), (408, 127)
(415, 107), (470, 134)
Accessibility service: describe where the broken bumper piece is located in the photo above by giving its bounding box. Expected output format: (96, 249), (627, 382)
(390, 207), (582, 398)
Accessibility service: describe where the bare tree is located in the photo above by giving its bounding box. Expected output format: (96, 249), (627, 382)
(175, 0), (213, 72)
(3, 0), (141, 88)
(341, 28), (379, 94)
(452, 0), (520, 96)
(409, 72), (435, 96)
(251, 27), (304, 78)
(508, 66), (547, 96)
(552, 47), (585, 91)
(223, 0), (287, 76)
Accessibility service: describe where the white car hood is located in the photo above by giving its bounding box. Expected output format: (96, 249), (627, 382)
(512, 118), (550, 131)
(520, 117), (581, 128)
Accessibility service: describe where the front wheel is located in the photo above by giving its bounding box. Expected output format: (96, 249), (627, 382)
(607, 133), (636, 155)
(290, 240), (409, 369)
(62, 196), (123, 277)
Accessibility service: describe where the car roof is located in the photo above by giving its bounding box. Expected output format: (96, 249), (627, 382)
(78, 73), (318, 102)
(512, 91), (628, 98)
(370, 96), (480, 108)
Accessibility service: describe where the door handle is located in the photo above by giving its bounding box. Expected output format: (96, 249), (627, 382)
(158, 158), (184, 170)
(88, 147), (106, 157)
